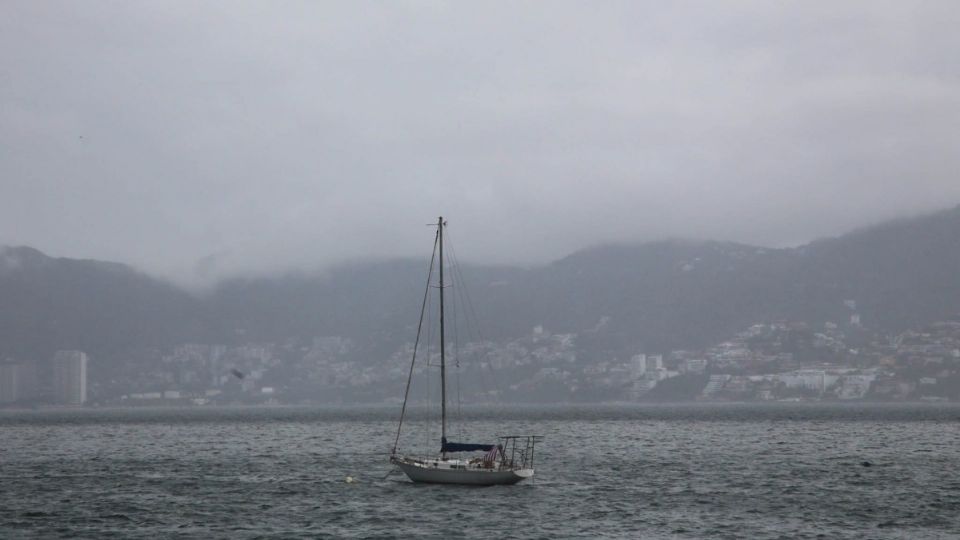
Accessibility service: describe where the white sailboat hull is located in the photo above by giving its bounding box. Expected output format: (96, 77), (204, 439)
(391, 456), (533, 486)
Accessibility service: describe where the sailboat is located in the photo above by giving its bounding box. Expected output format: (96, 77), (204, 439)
(389, 217), (541, 485)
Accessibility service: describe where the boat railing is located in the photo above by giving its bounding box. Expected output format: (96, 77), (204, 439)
(391, 435), (543, 472)
(498, 435), (543, 471)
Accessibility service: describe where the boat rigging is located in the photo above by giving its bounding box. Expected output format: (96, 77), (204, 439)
(389, 217), (541, 485)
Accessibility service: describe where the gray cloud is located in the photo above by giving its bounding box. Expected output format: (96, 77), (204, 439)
(1, 1), (958, 286)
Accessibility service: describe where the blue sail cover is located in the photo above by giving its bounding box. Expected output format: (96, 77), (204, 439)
(441, 437), (495, 453)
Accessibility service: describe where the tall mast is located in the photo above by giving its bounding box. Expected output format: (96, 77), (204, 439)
(438, 216), (447, 453)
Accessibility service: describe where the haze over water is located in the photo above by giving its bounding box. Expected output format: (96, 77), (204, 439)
(2, 404), (959, 539)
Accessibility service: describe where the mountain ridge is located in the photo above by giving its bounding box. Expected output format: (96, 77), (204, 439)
(3, 204), (960, 368)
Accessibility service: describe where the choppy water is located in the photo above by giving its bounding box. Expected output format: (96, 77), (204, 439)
(2, 404), (959, 539)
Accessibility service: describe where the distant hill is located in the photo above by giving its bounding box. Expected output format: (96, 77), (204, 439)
(518, 205), (960, 355)
(3, 205), (960, 368)
(795, 206), (960, 331)
(0, 246), (211, 361)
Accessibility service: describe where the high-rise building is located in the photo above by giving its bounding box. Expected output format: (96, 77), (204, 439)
(0, 362), (38, 404)
(631, 354), (647, 378)
(52, 351), (88, 405)
(646, 354), (663, 371)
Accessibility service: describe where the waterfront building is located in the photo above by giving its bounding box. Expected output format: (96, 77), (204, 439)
(646, 354), (663, 371)
(52, 350), (88, 405)
(0, 362), (38, 404)
(631, 354), (647, 378)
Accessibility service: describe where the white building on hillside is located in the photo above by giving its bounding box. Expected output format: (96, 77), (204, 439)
(52, 351), (88, 405)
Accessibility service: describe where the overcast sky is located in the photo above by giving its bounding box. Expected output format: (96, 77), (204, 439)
(2, 1), (958, 286)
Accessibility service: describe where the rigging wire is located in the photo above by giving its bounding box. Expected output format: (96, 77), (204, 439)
(447, 244), (464, 442)
(444, 228), (503, 398)
(392, 229), (439, 455)
(425, 260), (435, 452)
(446, 230), (485, 399)
(397, 220), (509, 455)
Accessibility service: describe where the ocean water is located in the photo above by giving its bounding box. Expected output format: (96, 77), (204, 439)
(2, 404), (959, 539)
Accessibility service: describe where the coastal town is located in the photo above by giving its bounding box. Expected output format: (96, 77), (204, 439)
(4, 311), (959, 407)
